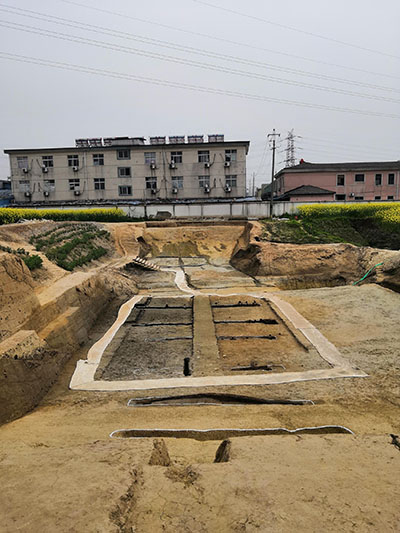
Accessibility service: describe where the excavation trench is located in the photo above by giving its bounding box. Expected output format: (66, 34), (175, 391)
(110, 425), (354, 441)
(127, 393), (314, 407)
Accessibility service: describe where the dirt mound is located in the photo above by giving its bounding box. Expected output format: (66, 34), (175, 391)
(231, 240), (364, 287)
(231, 222), (400, 290)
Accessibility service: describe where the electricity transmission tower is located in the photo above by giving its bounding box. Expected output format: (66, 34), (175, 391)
(284, 129), (301, 167)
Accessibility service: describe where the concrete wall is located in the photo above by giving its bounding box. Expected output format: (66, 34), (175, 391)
(7, 141), (248, 203)
(276, 170), (400, 201)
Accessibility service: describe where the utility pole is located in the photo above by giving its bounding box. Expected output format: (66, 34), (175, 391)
(268, 129), (280, 217)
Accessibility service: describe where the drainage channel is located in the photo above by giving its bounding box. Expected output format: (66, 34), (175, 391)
(110, 425), (354, 441)
(127, 393), (313, 407)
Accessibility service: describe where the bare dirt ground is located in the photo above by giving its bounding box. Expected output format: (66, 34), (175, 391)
(0, 221), (399, 532)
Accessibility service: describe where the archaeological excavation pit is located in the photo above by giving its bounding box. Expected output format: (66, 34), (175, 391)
(79, 287), (361, 391)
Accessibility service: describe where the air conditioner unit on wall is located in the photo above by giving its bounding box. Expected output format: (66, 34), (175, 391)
(169, 162), (176, 169)
(24, 191), (31, 198)
(42, 166), (48, 173)
(225, 186), (232, 193)
(204, 162), (211, 168)
(74, 190), (81, 196)
(224, 161), (231, 168)
(22, 167), (29, 174)
(204, 185), (210, 193)
(43, 191), (49, 197)
(150, 162), (156, 170)
(151, 188), (157, 194)
(73, 166), (79, 172)
(172, 187), (178, 194)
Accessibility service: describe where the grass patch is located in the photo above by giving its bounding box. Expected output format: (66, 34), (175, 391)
(261, 218), (367, 246)
(0, 244), (42, 270)
(262, 203), (400, 249)
(31, 223), (111, 271)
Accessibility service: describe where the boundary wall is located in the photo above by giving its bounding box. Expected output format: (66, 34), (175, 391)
(9, 200), (390, 219)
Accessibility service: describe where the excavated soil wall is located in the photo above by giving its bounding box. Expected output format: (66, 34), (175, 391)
(0, 254), (138, 424)
(0, 253), (40, 341)
(231, 222), (400, 290)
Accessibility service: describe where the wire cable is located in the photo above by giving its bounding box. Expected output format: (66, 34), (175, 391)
(0, 4), (398, 95)
(1, 51), (399, 119)
(1, 19), (400, 105)
(56, 0), (400, 81)
(193, 0), (400, 60)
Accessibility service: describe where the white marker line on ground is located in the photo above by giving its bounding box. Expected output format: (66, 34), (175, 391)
(69, 268), (367, 391)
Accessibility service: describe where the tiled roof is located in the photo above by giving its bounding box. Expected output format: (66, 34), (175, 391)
(275, 160), (400, 177)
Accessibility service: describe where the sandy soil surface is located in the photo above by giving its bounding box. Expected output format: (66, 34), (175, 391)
(1, 222), (399, 532)
(1, 279), (399, 532)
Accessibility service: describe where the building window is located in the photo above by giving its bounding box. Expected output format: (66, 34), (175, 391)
(94, 178), (105, 190)
(354, 173), (364, 182)
(171, 151), (182, 164)
(198, 150), (210, 163)
(388, 173), (395, 185)
(42, 155), (53, 168)
(69, 178), (80, 191)
(172, 176), (183, 189)
(44, 179), (55, 191)
(117, 149), (130, 160)
(388, 195), (394, 200)
(225, 149), (237, 162)
(145, 177), (157, 190)
(118, 167), (131, 177)
(67, 155), (79, 167)
(354, 196), (364, 200)
(18, 180), (30, 192)
(375, 174), (382, 186)
(118, 185), (132, 196)
(336, 174), (345, 186)
(335, 194), (346, 201)
(198, 175), (210, 188)
(225, 175), (237, 188)
(93, 154), (104, 166)
(17, 156), (28, 169)
(374, 196), (381, 200)
(144, 152), (156, 165)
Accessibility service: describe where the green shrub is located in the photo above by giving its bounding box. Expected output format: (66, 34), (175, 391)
(23, 254), (43, 270)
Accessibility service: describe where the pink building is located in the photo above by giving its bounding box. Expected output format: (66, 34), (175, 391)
(269, 160), (400, 202)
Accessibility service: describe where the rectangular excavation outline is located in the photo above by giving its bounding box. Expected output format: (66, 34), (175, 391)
(70, 269), (367, 391)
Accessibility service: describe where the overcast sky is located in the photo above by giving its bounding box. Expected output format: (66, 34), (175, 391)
(0, 0), (399, 189)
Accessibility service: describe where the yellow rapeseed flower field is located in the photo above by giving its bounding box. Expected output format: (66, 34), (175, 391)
(298, 203), (400, 227)
(0, 208), (129, 225)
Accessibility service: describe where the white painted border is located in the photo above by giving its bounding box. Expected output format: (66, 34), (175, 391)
(70, 269), (367, 391)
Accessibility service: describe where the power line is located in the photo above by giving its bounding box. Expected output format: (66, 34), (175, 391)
(192, 0), (400, 60)
(301, 140), (399, 159)
(55, 0), (400, 82)
(299, 144), (398, 161)
(0, 4), (398, 95)
(2, 19), (400, 106)
(1, 51), (399, 119)
(302, 135), (399, 155)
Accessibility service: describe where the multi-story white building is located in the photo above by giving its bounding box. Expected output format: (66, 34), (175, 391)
(4, 134), (249, 204)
